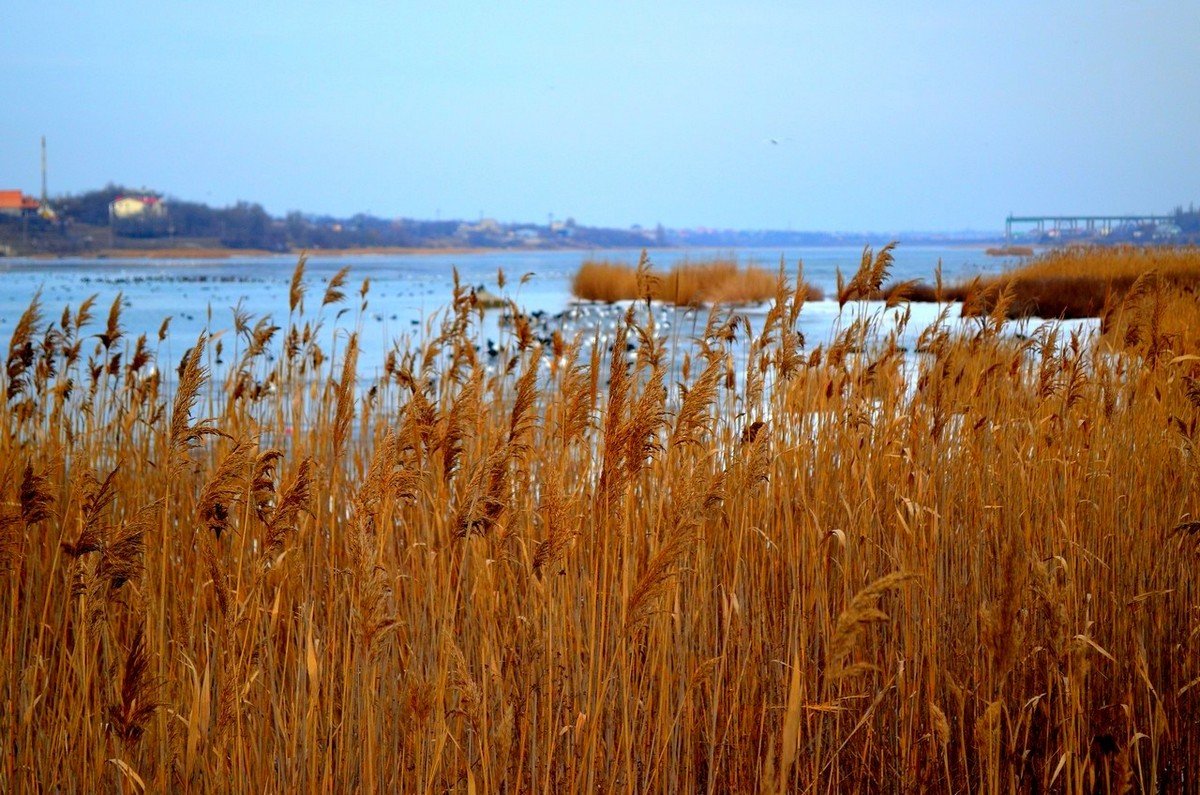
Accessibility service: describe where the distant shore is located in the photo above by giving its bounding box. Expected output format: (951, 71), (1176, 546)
(13, 241), (1019, 263)
(25, 245), (496, 261)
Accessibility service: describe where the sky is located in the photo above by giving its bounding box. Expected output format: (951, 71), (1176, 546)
(2, 2), (1198, 231)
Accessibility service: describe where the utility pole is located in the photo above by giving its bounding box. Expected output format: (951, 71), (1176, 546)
(37, 135), (57, 221)
(40, 136), (48, 206)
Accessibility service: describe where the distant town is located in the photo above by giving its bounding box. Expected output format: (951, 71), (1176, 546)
(2, 182), (1198, 257)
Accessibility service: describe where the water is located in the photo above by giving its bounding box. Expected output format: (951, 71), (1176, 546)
(0, 245), (1054, 380)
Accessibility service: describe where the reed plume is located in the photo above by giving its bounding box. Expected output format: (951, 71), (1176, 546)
(169, 335), (223, 459)
(261, 458), (315, 565)
(106, 626), (159, 745)
(825, 571), (916, 682)
(196, 440), (254, 539)
(3, 249), (1200, 791)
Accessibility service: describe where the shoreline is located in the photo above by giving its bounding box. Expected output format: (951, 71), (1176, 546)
(16, 241), (1007, 263)
(24, 245), (496, 261)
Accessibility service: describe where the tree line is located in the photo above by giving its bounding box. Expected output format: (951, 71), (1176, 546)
(21, 185), (658, 252)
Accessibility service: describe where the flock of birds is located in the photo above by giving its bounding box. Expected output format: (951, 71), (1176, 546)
(3, 268), (769, 386)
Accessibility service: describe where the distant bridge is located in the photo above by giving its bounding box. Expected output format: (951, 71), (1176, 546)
(1005, 214), (1174, 242)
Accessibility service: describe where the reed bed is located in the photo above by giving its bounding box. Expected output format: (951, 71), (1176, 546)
(888, 245), (1200, 320)
(3, 248), (1200, 792)
(572, 253), (823, 306)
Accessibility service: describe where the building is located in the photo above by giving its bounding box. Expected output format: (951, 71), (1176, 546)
(0, 190), (40, 217)
(110, 194), (167, 220)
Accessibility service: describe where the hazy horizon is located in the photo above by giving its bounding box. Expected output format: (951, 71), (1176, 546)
(3, 2), (1198, 231)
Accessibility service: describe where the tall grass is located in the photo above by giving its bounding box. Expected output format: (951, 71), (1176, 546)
(890, 245), (1200, 319)
(3, 249), (1200, 791)
(572, 252), (823, 305)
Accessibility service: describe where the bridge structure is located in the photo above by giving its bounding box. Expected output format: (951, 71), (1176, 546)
(1005, 214), (1174, 243)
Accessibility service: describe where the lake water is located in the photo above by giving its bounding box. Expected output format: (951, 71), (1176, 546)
(0, 245), (1074, 382)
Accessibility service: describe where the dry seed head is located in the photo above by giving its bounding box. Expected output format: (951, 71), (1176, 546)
(322, 265), (351, 307)
(170, 335), (225, 457)
(332, 333), (359, 460)
(250, 448), (284, 524)
(532, 467), (573, 579)
(106, 626), (160, 745)
(289, 254), (308, 313)
(262, 458), (316, 566)
(99, 292), (123, 350)
(624, 479), (704, 633)
(197, 439), (254, 539)
(19, 462), (54, 526)
(826, 571), (917, 682)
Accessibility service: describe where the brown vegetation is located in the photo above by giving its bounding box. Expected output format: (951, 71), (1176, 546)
(985, 245), (1035, 257)
(3, 250), (1200, 790)
(888, 245), (1200, 319)
(97, 246), (276, 260)
(572, 252), (823, 305)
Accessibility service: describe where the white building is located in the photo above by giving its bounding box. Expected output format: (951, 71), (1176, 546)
(110, 195), (167, 220)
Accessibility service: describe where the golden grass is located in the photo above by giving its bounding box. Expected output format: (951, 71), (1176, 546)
(572, 252), (823, 305)
(889, 245), (1200, 320)
(984, 245), (1035, 257)
(3, 250), (1200, 790)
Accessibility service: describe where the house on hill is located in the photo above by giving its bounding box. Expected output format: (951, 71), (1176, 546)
(110, 194), (167, 220)
(0, 190), (40, 217)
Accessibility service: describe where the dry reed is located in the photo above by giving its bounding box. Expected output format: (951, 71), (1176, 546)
(2, 249), (1200, 791)
(888, 245), (1200, 320)
(572, 253), (823, 306)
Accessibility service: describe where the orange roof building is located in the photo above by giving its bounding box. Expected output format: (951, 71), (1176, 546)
(0, 190), (40, 216)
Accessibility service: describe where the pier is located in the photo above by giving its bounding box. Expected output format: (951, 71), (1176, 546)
(1006, 213), (1174, 243)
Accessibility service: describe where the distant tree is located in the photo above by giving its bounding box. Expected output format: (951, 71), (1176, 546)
(1175, 204), (1200, 234)
(168, 199), (221, 238)
(285, 211), (312, 247)
(53, 184), (136, 225)
(36, 184), (676, 252)
(219, 202), (273, 249)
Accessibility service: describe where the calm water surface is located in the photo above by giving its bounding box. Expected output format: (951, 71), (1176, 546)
(0, 246), (1059, 381)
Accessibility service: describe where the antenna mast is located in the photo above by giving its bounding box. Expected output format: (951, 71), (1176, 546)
(40, 136), (48, 204)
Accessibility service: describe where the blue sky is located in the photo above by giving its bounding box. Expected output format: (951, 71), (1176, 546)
(2, 2), (1197, 230)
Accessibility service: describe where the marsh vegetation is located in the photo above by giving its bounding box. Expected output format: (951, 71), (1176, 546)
(3, 247), (1200, 791)
(571, 253), (823, 306)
